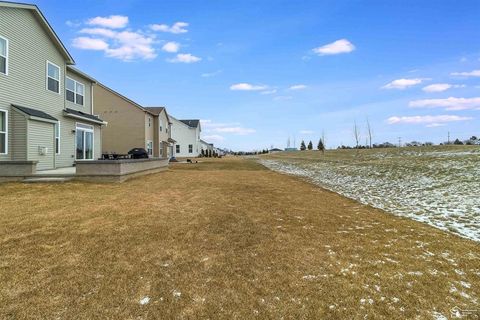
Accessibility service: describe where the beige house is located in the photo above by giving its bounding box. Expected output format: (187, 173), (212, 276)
(94, 83), (173, 158)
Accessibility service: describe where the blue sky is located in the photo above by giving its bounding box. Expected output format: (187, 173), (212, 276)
(35, 0), (480, 150)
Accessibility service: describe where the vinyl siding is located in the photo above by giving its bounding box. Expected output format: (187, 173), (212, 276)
(28, 119), (54, 170)
(170, 117), (201, 158)
(145, 113), (154, 156)
(10, 109), (27, 160)
(0, 8), (66, 160)
(94, 84), (146, 154)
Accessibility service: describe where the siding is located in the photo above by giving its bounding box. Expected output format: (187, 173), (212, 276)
(145, 113), (154, 155)
(0, 7), (66, 162)
(28, 119), (54, 170)
(170, 117), (201, 157)
(93, 84), (145, 154)
(10, 109), (27, 160)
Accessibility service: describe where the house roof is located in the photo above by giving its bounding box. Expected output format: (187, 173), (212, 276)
(180, 119), (200, 128)
(66, 66), (97, 83)
(0, 1), (75, 64)
(64, 108), (105, 125)
(11, 104), (57, 121)
(144, 107), (171, 123)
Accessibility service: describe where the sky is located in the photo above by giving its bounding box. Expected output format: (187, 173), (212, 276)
(33, 0), (480, 150)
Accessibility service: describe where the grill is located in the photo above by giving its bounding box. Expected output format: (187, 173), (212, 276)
(128, 148), (149, 159)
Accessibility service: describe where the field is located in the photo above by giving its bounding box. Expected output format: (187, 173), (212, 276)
(0, 157), (479, 319)
(262, 145), (480, 242)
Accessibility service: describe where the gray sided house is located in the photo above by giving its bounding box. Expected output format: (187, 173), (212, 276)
(0, 2), (105, 171)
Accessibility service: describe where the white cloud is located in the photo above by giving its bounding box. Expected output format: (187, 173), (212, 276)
(289, 84), (307, 90)
(300, 130), (314, 134)
(167, 53), (201, 63)
(451, 69), (480, 77)
(230, 83), (268, 91)
(260, 89), (277, 95)
(80, 27), (117, 38)
(87, 15), (129, 29)
(382, 78), (427, 90)
(150, 22), (188, 34)
(422, 83), (465, 92)
(426, 123), (446, 128)
(202, 134), (225, 143)
(201, 70), (222, 77)
(201, 120), (255, 135)
(161, 41), (180, 53)
(74, 20), (157, 61)
(409, 97), (480, 111)
(387, 115), (472, 125)
(313, 39), (355, 56)
(72, 37), (109, 50)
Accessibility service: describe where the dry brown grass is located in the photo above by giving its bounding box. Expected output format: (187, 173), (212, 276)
(0, 157), (479, 319)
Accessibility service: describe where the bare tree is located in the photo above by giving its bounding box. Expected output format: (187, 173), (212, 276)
(366, 117), (373, 149)
(322, 130), (326, 154)
(353, 120), (360, 148)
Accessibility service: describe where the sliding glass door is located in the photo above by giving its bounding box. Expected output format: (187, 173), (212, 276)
(76, 123), (94, 160)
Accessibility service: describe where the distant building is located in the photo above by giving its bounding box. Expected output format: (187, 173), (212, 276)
(269, 148), (283, 153)
(285, 148), (297, 152)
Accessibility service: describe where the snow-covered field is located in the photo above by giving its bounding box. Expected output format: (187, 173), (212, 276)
(260, 148), (480, 242)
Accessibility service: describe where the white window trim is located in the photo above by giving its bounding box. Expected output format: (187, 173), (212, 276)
(55, 121), (60, 155)
(46, 60), (61, 94)
(188, 144), (193, 153)
(66, 77), (85, 106)
(0, 35), (8, 76)
(75, 122), (94, 160)
(0, 109), (8, 155)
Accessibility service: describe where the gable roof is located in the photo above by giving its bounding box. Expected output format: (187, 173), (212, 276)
(180, 119), (200, 128)
(144, 107), (171, 123)
(11, 104), (57, 121)
(0, 1), (75, 64)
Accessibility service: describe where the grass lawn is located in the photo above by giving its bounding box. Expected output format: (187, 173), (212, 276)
(0, 157), (479, 319)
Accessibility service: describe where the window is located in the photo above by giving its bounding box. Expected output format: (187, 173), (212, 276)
(159, 120), (163, 132)
(0, 36), (8, 75)
(159, 142), (163, 157)
(47, 61), (60, 93)
(188, 144), (193, 153)
(148, 117), (151, 127)
(66, 77), (84, 105)
(176, 145), (180, 153)
(55, 122), (60, 154)
(146, 141), (153, 156)
(0, 110), (7, 154)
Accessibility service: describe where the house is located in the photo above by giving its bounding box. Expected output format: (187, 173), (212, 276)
(170, 117), (201, 158)
(94, 83), (174, 158)
(199, 139), (213, 156)
(0, 2), (105, 171)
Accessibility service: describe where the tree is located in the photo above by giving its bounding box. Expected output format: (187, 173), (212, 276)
(454, 138), (464, 145)
(201, 149), (205, 157)
(307, 141), (313, 150)
(300, 140), (306, 151)
(317, 138), (325, 153)
(366, 117), (373, 149)
(353, 120), (360, 149)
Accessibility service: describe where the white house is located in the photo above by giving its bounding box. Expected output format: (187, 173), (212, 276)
(170, 117), (201, 158)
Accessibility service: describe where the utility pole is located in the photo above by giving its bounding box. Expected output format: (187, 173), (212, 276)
(448, 131), (450, 145)
(398, 137), (402, 148)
